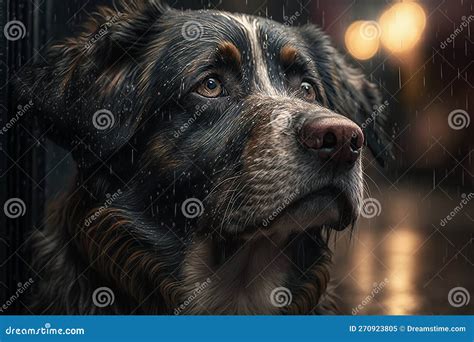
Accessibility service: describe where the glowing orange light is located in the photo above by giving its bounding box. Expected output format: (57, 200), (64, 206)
(379, 2), (426, 54)
(384, 228), (420, 315)
(344, 21), (380, 60)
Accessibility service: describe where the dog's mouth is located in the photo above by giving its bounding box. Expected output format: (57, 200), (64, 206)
(256, 186), (356, 236)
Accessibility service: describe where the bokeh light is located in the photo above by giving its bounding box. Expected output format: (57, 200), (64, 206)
(379, 2), (426, 53)
(344, 20), (380, 60)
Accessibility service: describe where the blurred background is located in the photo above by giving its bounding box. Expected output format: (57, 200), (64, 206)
(0, 0), (472, 314)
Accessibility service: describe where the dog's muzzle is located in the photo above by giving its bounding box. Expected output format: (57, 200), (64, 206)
(298, 114), (365, 167)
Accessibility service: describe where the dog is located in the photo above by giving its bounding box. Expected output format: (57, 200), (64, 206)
(16, 0), (391, 314)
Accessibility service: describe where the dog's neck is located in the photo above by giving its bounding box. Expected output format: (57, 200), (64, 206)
(180, 235), (291, 314)
(30, 184), (335, 314)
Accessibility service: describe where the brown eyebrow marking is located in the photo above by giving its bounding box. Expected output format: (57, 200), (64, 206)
(280, 44), (329, 106)
(216, 41), (242, 69)
(280, 44), (298, 66)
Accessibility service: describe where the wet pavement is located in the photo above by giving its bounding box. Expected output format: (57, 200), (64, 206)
(333, 176), (473, 315)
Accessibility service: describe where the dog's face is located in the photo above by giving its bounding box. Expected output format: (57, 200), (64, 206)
(18, 0), (393, 314)
(136, 8), (382, 237)
(19, 1), (388, 239)
(152, 12), (367, 236)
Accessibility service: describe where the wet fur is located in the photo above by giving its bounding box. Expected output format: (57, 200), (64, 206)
(17, 0), (390, 314)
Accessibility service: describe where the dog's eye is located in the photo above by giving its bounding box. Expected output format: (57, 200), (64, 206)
(196, 77), (225, 98)
(300, 81), (316, 102)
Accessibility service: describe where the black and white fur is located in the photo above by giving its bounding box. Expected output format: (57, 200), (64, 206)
(16, 0), (391, 314)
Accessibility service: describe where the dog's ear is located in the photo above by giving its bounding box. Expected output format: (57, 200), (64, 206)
(16, 0), (171, 169)
(299, 24), (394, 167)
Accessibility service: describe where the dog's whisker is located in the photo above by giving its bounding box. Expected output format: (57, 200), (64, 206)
(19, 0), (390, 315)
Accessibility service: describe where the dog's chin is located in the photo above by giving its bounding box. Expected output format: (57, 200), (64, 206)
(259, 187), (357, 239)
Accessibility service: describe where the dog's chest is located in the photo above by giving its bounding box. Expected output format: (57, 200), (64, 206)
(181, 237), (290, 314)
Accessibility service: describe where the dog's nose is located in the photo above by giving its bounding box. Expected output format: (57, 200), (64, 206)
(299, 117), (364, 165)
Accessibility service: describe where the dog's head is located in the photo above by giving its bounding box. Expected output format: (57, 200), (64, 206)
(18, 0), (391, 241)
